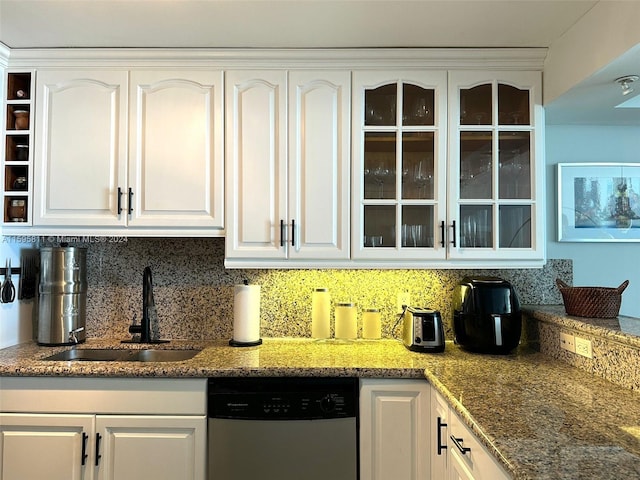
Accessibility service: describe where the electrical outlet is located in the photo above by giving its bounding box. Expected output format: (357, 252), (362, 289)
(560, 332), (575, 353)
(575, 337), (593, 358)
(396, 292), (411, 314)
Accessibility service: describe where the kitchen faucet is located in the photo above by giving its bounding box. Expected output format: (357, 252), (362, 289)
(128, 266), (155, 343)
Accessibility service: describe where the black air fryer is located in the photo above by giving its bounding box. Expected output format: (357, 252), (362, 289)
(453, 276), (521, 354)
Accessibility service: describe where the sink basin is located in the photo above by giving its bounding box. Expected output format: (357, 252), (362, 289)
(133, 349), (201, 362)
(43, 348), (201, 363)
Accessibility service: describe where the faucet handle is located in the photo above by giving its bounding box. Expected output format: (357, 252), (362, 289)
(68, 326), (85, 344)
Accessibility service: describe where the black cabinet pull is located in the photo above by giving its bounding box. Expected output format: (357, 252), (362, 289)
(127, 188), (133, 214)
(117, 187), (123, 215)
(450, 220), (457, 247)
(95, 433), (102, 466)
(439, 221), (445, 248)
(291, 219), (296, 247)
(81, 432), (88, 466)
(280, 220), (285, 247)
(450, 434), (471, 455)
(436, 417), (447, 455)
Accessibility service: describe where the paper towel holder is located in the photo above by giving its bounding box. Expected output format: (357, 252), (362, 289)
(230, 280), (263, 347)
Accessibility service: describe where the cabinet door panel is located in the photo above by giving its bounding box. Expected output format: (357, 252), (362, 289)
(447, 70), (543, 262)
(359, 379), (430, 480)
(225, 71), (287, 259)
(96, 415), (205, 480)
(34, 70), (127, 226)
(288, 71), (350, 260)
(352, 71), (448, 261)
(0, 413), (94, 480)
(129, 71), (223, 229)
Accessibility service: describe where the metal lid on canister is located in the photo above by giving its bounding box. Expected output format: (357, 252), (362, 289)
(336, 302), (355, 307)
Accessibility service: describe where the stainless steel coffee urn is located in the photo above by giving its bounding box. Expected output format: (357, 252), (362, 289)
(37, 246), (87, 345)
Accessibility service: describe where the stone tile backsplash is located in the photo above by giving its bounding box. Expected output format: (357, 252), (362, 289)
(85, 237), (571, 341)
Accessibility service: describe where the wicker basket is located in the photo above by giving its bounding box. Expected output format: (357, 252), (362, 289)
(556, 279), (629, 318)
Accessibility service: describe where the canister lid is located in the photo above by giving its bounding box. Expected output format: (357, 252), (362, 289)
(336, 302), (355, 307)
(363, 308), (379, 312)
(314, 288), (328, 292)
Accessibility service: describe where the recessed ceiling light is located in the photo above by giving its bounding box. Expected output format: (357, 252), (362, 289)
(616, 75), (639, 96)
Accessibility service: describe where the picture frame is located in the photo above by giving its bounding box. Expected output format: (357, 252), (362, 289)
(557, 163), (640, 242)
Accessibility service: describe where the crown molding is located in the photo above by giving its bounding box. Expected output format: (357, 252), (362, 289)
(0, 43), (10, 68)
(2, 47), (547, 70)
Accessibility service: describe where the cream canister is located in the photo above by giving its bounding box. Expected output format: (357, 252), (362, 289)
(335, 302), (357, 339)
(311, 288), (331, 339)
(362, 308), (381, 339)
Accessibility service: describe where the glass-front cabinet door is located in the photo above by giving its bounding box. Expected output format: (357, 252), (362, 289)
(352, 71), (447, 260)
(447, 71), (544, 262)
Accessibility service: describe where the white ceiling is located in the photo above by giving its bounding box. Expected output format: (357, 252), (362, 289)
(0, 0), (598, 50)
(1, 0), (639, 125)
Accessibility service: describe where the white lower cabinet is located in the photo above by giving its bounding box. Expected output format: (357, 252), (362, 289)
(0, 377), (207, 480)
(360, 379), (511, 480)
(431, 388), (511, 480)
(359, 379), (430, 480)
(96, 415), (205, 480)
(0, 413), (93, 480)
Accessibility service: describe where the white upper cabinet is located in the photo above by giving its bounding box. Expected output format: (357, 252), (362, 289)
(288, 71), (350, 261)
(225, 70), (287, 260)
(33, 69), (224, 234)
(351, 69), (544, 267)
(128, 70), (224, 229)
(447, 70), (544, 263)
(34, 70), (128, 227)
(352, 70), (448, 262)
(225, 70), (350, 265)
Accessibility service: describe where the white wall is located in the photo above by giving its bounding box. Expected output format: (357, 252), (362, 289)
(0, 239), (34, 348)
(545, 125), (640, 317)
(544, 1), (640, 104)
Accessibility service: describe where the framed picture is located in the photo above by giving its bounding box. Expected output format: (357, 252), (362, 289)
(558, 163), (640, 242)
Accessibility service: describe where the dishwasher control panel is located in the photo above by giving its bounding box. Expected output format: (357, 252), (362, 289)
(208, 377), (358, 420)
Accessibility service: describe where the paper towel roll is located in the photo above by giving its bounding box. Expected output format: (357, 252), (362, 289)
(233, 284), (261, 344)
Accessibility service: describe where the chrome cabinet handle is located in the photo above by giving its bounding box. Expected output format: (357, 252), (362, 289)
(450, 434), (471, 455)
(437, 417), (447, 455)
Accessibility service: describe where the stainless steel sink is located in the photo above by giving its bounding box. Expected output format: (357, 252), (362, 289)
(43, 348), (201, 362)
(133, 349), (201, 362)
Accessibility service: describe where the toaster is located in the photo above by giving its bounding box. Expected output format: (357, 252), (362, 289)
(402, 307), (445, 353)
(453, 276), (521, 354)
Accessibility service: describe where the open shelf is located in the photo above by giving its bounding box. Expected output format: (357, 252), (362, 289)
(2, 71), (34, 226)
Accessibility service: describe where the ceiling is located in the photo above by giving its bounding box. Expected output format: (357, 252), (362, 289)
(0, 0), (599, 50)
(0, 0), (639, 125)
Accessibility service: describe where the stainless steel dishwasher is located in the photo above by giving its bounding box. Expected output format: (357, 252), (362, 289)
(208, 377), (358, 480)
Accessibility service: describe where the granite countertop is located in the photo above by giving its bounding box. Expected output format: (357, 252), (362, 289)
(525, 304), (640, 348)
(1, 338), (639, 479)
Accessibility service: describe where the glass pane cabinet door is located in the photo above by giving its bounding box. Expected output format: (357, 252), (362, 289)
(353, 71), (447, 260)
(449, 71), (543, 262)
